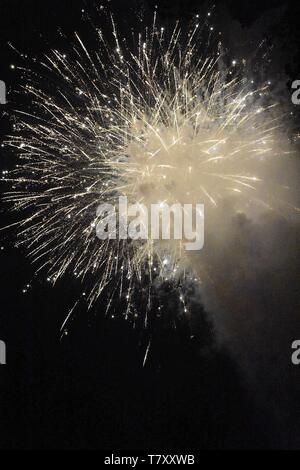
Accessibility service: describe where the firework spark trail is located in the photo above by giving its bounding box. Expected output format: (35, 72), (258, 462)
(2, 13), (299, 329)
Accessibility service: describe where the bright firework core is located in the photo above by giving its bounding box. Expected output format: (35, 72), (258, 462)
(3, 13), (297, 318)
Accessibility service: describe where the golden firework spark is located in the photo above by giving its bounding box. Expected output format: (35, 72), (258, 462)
(2, 12), (297, 329)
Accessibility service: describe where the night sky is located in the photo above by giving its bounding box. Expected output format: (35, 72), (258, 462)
(0, 0), (300, 451)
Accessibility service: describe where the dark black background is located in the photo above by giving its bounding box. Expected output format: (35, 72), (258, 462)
(0, 0), (299, 450)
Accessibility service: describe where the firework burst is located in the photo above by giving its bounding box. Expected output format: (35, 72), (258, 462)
(2, 11), (297, 331)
